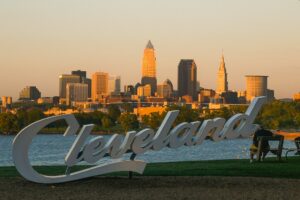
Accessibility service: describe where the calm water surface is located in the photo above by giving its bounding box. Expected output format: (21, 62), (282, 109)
(0, 134), (296, 166)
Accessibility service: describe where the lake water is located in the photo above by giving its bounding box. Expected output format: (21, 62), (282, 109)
(0, 134), (296, 166)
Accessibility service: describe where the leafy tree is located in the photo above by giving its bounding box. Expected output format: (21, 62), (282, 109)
(0, 113), (18, 134)
(166, 105), (199, 125)
(108, 105), (121, 122)
(141, 112), (165, 129)
(101, 116), (113, 129)
(118, 112), (139, 132)
(120, 103), (133, 112)
(205, 107), (231, 120)
(255, 100), (300, 129)
(26, 108), (45, 124)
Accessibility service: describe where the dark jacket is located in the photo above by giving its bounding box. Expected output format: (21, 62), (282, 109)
(253, 129), (273, 148)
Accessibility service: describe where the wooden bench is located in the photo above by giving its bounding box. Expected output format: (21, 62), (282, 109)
(256, 135), (284, 161)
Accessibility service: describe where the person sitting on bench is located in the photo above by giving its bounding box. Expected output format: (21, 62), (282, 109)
(250, 126), (273, 163)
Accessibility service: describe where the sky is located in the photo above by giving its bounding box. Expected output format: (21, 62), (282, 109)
(0, 0), (300, 100)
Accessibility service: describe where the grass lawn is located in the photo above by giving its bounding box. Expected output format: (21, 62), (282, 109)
(0, 157), (299, 179)
(0, 156), (300, 179)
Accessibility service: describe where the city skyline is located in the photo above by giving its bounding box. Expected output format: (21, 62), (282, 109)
(1, 0), (300, 99)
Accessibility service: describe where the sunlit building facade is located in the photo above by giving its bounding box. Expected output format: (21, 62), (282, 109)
(59, 75), (80, 98)
(19, 86), (41, 100)
(137, 84), (151, 97)
(141, 40), (157, 95)
(108, 76), (121, 95)
(216, 54), (228, 94)
(71, 70), (92, 98)
(157, 79), (173, 98)
(92, 72), (109, 101)
(66, 83), (88, 106)
(245, 75), (269, 102)
(1, 96), (12, 108)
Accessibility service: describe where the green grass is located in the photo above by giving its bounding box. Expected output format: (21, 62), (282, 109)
(1, 157), (299, 179)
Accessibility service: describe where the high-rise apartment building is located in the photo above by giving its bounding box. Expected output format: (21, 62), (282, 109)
(59, 75), (80, 98)
(108, 76), (121, 95)
(19, 86), (41, 100)
(216, 54), (228, 94)
(141, 40), (157, 95)
(66, 83), (88, 106)
(177, 59), (197, 100)
(92, 72), (109, 101)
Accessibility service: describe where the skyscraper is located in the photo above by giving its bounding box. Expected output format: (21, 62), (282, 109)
(71, 70), (86, 80)
(71, 70), (92, 98)
(59, 75), (81, 98)
(108, 76), (121, 95)
(141, 40), (157, 95)
(66, 83), (88, 106)
(177, 59), (197, 100)
(92, 72), (109, 101)
(216, 54), (228, 94)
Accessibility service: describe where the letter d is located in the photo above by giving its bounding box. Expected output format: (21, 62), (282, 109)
(238, 96), (267, 138)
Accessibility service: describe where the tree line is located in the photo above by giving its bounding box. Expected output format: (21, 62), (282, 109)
(1, 100), (300, 135)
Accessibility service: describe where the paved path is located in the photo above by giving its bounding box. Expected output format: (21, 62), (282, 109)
(0, 176), (299, 200)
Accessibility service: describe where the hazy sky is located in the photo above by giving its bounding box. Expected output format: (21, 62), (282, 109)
(1, 0), (300, 100)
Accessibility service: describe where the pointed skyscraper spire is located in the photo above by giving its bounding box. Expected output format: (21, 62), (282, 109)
(219, 53), (226, 71)
(216, 52), (228, 94)
(146, 40), (154, 49)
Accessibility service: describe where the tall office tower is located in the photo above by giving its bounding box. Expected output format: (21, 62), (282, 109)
(177, 59), (197, 100)
(108, 76), (121, 95)
(245, 75), (268, 102)
(141, 40), (157, 95)
(66, 83), (88, 106)
(59, 75), (80, 98)
(71, 70), (92, 98)
(92, 72), (109, 101)
(71, 70), (86, 81)
(19, 86), (41, 100)
(216, 54), (228, 94)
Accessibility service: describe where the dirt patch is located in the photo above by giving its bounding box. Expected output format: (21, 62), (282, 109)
(0, 176), (299, 200)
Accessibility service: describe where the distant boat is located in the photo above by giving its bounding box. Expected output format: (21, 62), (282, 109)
(275, 130), (300, 140)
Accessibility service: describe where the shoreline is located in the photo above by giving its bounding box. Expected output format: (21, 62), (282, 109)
(2, 129), (300, 138)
